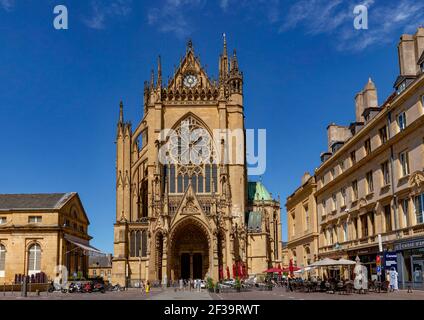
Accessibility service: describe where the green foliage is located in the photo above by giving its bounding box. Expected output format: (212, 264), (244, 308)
(207, 277), (214, 289)
(235, 277), (241, 289)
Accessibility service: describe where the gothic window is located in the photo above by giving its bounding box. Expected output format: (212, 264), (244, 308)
(165, 116), (218, 194)
(130, 230), (148, 257)
(141, 230), (148, 257)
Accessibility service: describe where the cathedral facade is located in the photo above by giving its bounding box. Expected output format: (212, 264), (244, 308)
(112, 38), (281, 286)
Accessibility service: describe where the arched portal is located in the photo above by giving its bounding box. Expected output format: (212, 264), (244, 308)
(169, 219), (210, 280)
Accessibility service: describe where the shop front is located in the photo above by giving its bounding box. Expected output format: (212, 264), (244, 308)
(394, 237), (424, 290)
(348, 246), (380, 281)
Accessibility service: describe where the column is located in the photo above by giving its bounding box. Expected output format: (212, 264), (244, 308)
(357, 216), (362, 239)
(190, 254), (193, 279)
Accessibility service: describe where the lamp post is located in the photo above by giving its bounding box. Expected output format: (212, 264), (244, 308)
(139, 249), (142, 293)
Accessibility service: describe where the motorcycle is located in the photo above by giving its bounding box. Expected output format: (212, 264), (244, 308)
(92, 282), (106, 294)
(48, 281), (68, 293)
(83, 282), (93, 293)
(67, 282), (78, 293)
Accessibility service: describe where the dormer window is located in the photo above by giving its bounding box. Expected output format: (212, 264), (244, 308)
(397, 81), (406, 95)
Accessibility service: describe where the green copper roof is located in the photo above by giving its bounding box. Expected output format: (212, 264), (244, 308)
(247, 181), (273, 202)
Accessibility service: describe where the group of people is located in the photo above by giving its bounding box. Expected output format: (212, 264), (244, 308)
(137, 280), (151, 295)
(170, 279), (203, 292)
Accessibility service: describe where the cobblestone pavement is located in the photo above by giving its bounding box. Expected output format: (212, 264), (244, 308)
(148, 288), (212, 300)
(1, 287), (424, 300)
(0, 288), (162, 300)
(211, 287), (424, 300)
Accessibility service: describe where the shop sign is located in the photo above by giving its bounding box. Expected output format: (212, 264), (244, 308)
(384, 251), (398, 272)
(394, 238), (424, 251)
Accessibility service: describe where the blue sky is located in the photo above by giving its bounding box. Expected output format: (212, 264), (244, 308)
(1, 0), (423, 253)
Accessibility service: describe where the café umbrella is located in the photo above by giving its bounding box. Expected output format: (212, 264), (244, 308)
(263, 267), (284, 273)
(238, 262), (243, 278)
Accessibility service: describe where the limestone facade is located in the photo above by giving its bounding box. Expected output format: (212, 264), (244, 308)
(112, 38), (281, 285)
(0, 193), (93, 283)
(286, 173), (319, 272)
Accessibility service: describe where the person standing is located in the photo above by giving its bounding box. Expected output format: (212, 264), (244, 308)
(145, 281), (150, 295)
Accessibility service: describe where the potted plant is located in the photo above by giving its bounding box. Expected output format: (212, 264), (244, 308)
(235, 277), (241, 293)
(214, 282), (220, 294)
(207, 277), (214, 293)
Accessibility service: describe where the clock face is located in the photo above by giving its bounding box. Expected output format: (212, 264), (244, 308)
(183, 74), (198, 88)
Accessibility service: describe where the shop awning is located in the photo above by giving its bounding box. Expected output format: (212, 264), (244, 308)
(64, 234), (102, 254)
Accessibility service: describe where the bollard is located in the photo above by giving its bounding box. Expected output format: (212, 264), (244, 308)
(21, 278), (27, 298)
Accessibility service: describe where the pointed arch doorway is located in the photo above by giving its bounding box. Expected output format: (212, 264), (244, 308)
(169, 219), (210, 280)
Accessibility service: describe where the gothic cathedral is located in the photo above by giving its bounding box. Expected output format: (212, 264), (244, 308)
(112, 37), (282, 286)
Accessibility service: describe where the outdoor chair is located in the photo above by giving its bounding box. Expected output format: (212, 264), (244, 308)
(336, 281), (345, 295)
(380, 281), (389, 293)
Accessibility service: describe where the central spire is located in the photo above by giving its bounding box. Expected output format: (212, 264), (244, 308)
(219, 33), (229, 82)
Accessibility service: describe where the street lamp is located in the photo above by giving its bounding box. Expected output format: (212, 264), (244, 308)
(139, 249), (142, 293)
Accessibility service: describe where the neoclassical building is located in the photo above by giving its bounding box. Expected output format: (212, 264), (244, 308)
(313, 27), (424, 288)
(286, 173), (319, 274)
(0, 193), (98, 283)
(112, 38), (281, 285)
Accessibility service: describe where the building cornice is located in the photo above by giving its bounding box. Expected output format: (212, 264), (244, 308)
(315, 73), (424, 175)
(315, 113), (424, 197)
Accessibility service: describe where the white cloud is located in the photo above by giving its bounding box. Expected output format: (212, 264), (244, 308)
(83, 0), (132, 30)
(220, 0), (229, 11)
(278, 0), (424, 52)
(147, 0), (204, 39)
(0, 0), (14, 11)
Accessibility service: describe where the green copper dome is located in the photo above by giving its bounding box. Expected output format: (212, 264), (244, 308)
(247, 181), (273, 202)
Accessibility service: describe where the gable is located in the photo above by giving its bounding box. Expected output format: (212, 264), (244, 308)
(167, 42), (214, 91)
(60, 194), (90, 225)
(170, 183), (210, 229)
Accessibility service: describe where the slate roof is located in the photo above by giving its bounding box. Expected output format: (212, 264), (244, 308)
(0, 193), (75, 211)
(89, 254), (112, 268)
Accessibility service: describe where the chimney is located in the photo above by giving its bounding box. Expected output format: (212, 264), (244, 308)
(327, 124), (352, 152)
(363, 78), (378, 109)
(301, 172), (311, 185)
(398, 34), (417, 76)
(355, 91), (365, 123)
(414, 27), (424, 68)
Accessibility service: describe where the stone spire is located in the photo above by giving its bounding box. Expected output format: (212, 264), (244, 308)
(219, 33), (229, 82)
(119, 100), (124, 123)
(150, 69), (155, 90)
(157, 55), (162, 89)
(230, 49), (239, 72)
